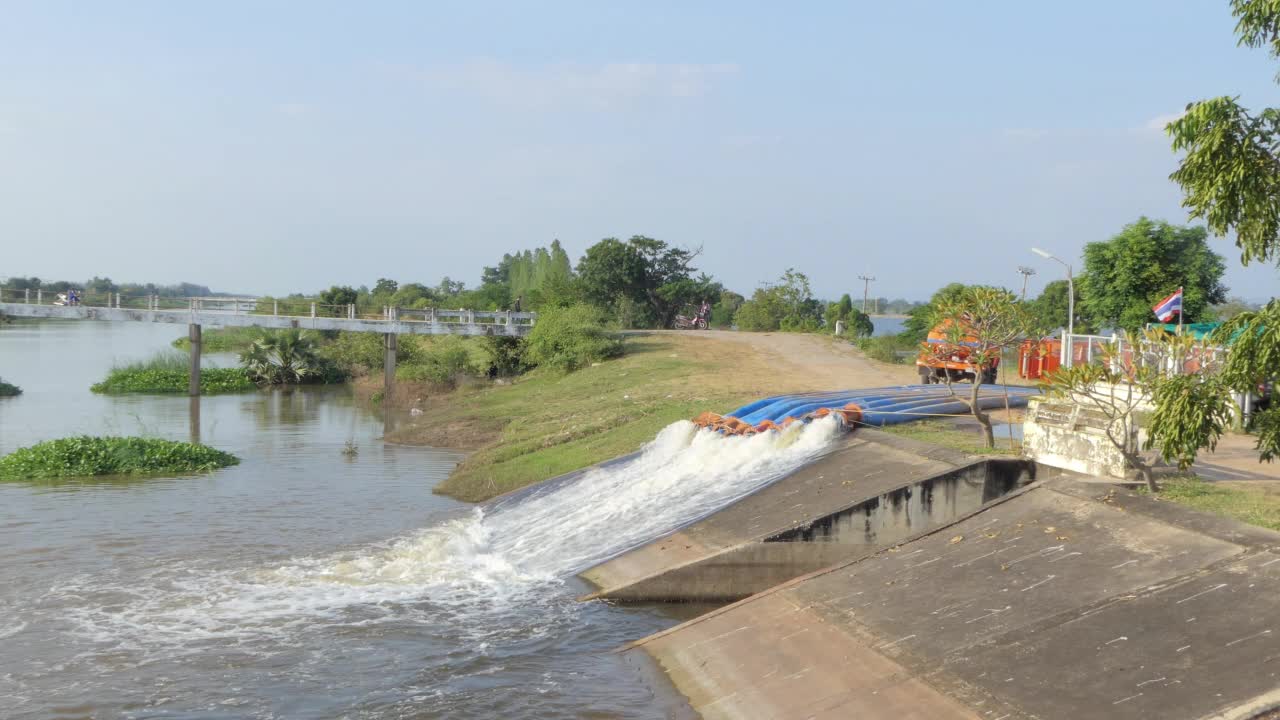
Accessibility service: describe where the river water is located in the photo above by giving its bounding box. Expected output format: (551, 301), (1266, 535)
(0, 320), (840, 719)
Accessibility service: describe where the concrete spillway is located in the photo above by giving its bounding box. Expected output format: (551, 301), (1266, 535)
(578, 430), (1046, 602)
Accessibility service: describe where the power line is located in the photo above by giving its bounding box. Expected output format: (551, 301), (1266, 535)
(857, 275), (876, 313)
(1016, 266), (1037, 300)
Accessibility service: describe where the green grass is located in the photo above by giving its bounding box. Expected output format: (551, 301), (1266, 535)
(0, 377), (20, 397)
(0, 436), (239, 480)
(1149, 476), (1280, 532)
(91, 353), (255, 394)
(171, 326), (267, 352)
(881, 419), (1021, 456)
(394, 335), (756, 502)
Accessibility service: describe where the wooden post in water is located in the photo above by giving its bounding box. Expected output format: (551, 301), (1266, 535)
(188, 324), (202, 397)
(384, 332), (397, 398)
(188, 396), (201, 444)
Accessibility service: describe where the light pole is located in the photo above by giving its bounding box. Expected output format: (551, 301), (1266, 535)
(1031, 248), (1073, 367)
(1016, 266), (1036, 301)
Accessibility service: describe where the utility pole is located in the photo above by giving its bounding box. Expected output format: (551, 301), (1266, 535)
(857, 275), (875, 314)
(1016, 266), (1037, 300)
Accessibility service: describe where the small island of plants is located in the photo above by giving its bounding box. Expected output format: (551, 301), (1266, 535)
(90, 353), (256, 395)
(0, 436), (239, 480)
(0, 376), (21, 397)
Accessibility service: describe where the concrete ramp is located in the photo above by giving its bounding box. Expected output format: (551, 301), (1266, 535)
(623, 480), (1280, 720)
(579, 430), (1040, 602)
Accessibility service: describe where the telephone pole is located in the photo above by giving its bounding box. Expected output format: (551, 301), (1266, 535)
(1016, 266), (1036, 300)
(857, 275), (875, 314)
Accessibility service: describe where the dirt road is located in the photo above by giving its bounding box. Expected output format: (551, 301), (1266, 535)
(646, 329), (917, 393)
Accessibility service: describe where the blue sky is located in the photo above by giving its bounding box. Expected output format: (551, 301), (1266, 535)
(2, 1), (1278, 301)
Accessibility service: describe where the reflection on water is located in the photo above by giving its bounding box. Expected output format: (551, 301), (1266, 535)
(0, 320), (694, 719)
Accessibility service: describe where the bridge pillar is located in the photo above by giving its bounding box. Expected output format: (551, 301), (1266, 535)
(384, 332), (397, 397)
(188, 324), (202, 397)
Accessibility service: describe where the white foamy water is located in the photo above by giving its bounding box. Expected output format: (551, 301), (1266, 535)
(57, 417), (841, 651)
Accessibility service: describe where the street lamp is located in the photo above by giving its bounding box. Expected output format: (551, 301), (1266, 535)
(1031, 247), (1074, 367)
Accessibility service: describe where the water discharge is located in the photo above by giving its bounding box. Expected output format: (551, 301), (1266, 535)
(60, 417), (841, 654)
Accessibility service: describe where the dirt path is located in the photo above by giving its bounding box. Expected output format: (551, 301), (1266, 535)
(643, 329), (917, 394)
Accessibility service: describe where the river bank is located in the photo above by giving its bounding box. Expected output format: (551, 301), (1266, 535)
(381, 331), (919, 502)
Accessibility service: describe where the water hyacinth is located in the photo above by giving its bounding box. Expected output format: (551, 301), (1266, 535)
(0, 436), (239, 480)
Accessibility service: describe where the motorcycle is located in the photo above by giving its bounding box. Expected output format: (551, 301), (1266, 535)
(674, 304), (711, 330)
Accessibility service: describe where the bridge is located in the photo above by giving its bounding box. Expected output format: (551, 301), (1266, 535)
(0, 288), (536, 396)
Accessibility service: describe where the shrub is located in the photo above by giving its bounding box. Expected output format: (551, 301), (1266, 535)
(397, 336), (481, 387)
(91, 353), (255, 394)
(482, 336), (529, 377)
(855, 333), (920, 364)
(0, 377), (20, 397)
(523, 304), (623, 372)
(239, 329), (341, 385)
(0, 436), (239, 480)
(321, 332), (424, 376)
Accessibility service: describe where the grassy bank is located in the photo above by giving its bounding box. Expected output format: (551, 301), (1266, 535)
(881, 417), (1022, 456)
(0, 377), (20, 397)
(0, 436), (239, 480)
(91, 353), (255, 394)
(1150, 476), (1280, 532)
(388, 334), (762, 502)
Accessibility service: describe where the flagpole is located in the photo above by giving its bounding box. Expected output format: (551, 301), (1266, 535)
(1178, 286), (1184, 335)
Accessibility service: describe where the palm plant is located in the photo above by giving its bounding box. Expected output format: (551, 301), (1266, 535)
(239, 329), (321, 385)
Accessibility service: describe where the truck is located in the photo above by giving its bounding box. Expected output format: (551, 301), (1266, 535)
(916, 319), (999, 385)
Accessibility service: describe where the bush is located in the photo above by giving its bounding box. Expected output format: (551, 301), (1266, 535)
(0, 377), (20, 397)
(855, 333), (920, 364)
(483, 336), (529, 377)
(91, 353), (255, 394)
(523, 304), (623, 372)
(321, 331), (427, 376)
(0, 436), (239, 480)
(397, 336), (481, 387)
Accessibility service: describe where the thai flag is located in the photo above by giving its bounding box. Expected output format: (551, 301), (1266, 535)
(1152, 288), (1183, 322)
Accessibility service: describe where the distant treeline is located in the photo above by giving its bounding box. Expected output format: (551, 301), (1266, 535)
(1, 276), (216, 298)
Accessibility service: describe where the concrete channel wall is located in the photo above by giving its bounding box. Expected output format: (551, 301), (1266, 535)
(622, 479), (1280, 720)
(578, 430), (1059, 603)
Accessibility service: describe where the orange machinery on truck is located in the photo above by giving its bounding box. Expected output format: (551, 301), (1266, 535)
(916, 319), (999, 385)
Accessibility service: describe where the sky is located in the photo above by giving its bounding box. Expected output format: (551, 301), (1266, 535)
(2, 1), (1279, 302)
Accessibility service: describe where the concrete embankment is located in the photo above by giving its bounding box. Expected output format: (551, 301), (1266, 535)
(578, 429), (1045, 603)
(621, 478), (1280, 719)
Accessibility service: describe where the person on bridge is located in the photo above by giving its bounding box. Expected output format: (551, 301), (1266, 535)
(67, 289), (79, 306)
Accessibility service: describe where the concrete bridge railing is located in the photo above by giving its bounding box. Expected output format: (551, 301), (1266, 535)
(0, 288), (536, 397)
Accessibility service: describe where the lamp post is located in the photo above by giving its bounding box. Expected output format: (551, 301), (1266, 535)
(1016, 266), (1036, 300)
(1031, 248), (1074, 367)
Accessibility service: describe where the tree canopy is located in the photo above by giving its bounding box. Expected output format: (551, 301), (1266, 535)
(1166, 0), (1280, 265)
(1078, 218), (1226, 333)
(576, 235), (709, 328)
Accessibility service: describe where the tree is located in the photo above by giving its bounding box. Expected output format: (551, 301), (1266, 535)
(319, 285), (359, 312)
(576, 235), (701, 328)
(1079, 218), (1227, 333)
(1045, 330), (1236, 491)
(824, 293), (875, 338)
(927, 287), (1038, 448)
(903, 283), (986, 341)
(1205, 297), (1261, 322)
(1026, 279), (1091, 335)
(1165, 0), (1280, 265)
(373, 278), (398, 296)
(1212, 302), (1280, 460)
(710, 290), (745, 328)
(733, 269), (823, 332)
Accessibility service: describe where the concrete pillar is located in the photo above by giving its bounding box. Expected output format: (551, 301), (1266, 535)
(115, 293), (121, 308)
(24, 288), (29, 303)
(188, 396), (201, 444)
(188, 324), (202, 397)
(273, 299), (279, 316)
(384, 332), (397, 395)
(36, 289), (42, 304)
(310, 302), (316, 318)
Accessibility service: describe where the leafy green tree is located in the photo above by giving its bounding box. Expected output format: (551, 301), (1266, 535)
(902, 283), (982, 341)
(523, 304), (623, 372)
(824, 293), (874, 338)
(319, 285), (359, 309)
(576, 235), (701, 328)
(1079, 218), (1226, 333)
(1213, 302), (1280, 460)
(927, 287), (1038, 447)
(373, 278), (398, 296)
(710, 290), (745, 328)
(733, 269), (823, 332)
(1205, 297), (1261, 322)
(1166, 0), (1280, 265)
(1026, 279), (1091, 335)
